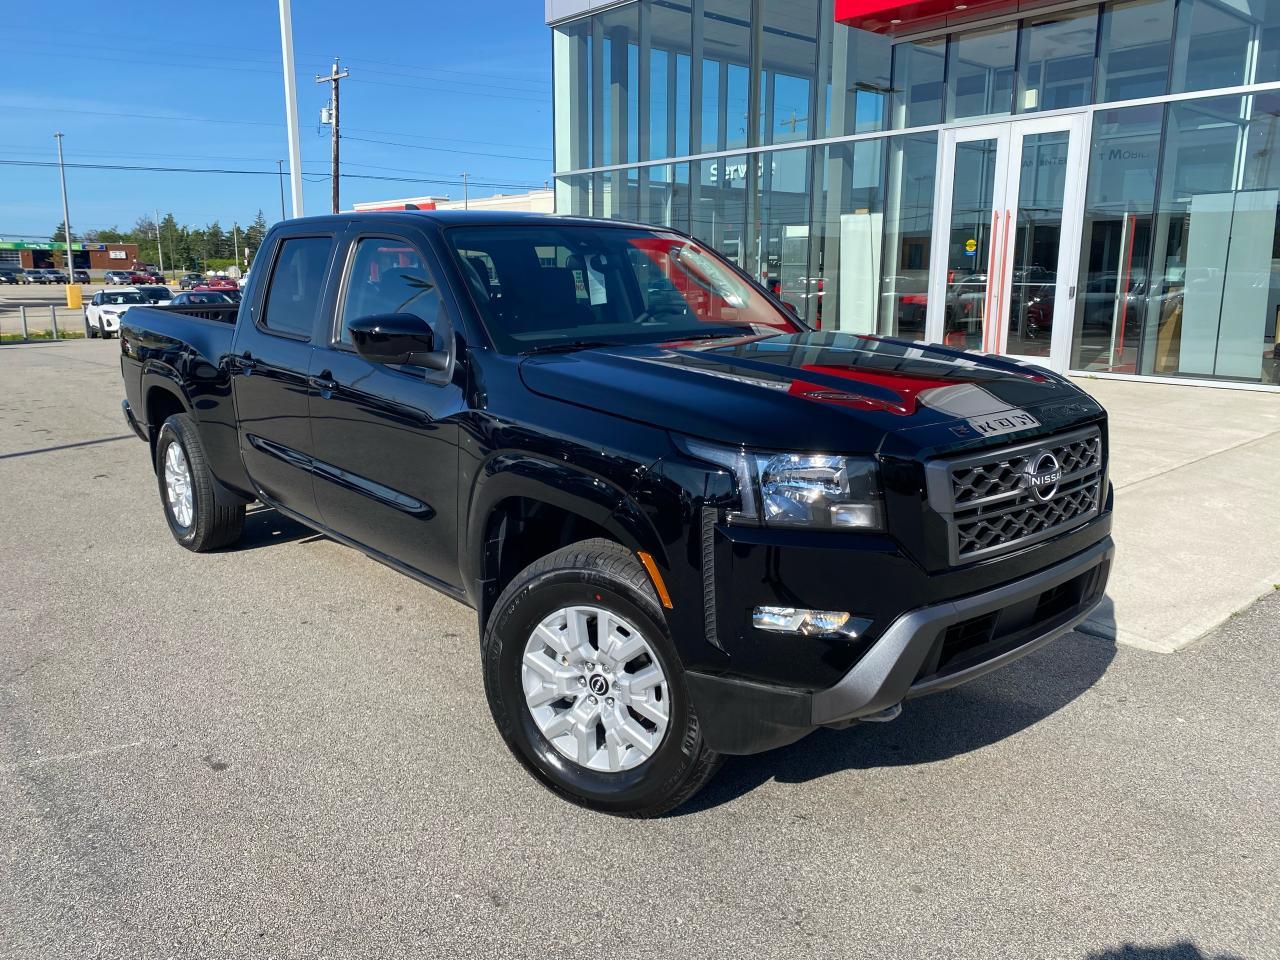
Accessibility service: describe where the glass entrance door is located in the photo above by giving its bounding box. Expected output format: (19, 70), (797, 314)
(926, 114), (1088, 371)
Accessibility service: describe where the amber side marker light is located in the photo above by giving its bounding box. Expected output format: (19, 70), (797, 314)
(636, 551), (674, 609)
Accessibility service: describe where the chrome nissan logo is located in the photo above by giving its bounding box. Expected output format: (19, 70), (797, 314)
(588, 674), (609, 696)
(1023, 451), (1063, 502)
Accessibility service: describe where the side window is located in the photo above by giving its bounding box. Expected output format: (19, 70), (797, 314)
(261, 236), (334, 338)
(337, 238), (443, 346)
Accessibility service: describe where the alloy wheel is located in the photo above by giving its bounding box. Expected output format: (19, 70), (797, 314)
(163, 442), (194, 529)
(521, 604), (670, 773)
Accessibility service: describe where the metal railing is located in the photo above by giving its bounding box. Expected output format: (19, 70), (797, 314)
(0, 304), (91, 342)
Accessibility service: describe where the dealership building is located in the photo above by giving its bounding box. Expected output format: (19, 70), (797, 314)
(548, 0), (1280, 389)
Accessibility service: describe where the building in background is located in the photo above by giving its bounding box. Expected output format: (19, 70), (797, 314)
(0, 240), (140, 272)
(548, 0), (1280, 389)
(351, 189), (555, 214)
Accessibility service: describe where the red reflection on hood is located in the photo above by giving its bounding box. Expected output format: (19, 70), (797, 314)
(788, 365), (959, 415)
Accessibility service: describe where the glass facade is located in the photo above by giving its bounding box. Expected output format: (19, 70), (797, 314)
(552, 0), (1280, 387)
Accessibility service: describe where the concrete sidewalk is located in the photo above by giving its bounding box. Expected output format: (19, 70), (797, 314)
(1072, 375), (1280, 652)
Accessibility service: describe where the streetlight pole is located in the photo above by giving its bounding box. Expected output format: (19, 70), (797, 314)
(462, 171), (470, 210)
(277, 160), (286, 222)
(277, 0), (305, 218)
(154, 209), (165, 279)
(54, 133), (74, 288)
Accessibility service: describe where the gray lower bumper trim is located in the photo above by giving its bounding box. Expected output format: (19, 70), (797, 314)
(809, 537), (1114, 726)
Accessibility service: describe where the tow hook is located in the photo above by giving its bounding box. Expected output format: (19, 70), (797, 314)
(860, 703), (903, 723)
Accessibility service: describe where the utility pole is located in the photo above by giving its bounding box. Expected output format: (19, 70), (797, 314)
(277, 0), (305, 217)
(232, 222), (240, 276)
(154, 209), (165, 278)
(276, 160), (287, 221)
(461, 171), (470, 210)
(54, 133), (74, 287)
(316, 58), (349, 215)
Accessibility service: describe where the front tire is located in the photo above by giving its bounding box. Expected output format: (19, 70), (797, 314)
(483, 538), (722, 817)
(154, 413), (244, 552)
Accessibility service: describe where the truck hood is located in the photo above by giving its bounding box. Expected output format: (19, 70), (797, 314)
(519, 331), (1104, 454)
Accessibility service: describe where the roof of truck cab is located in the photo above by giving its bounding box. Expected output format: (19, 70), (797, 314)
(289, 210), (660, 231)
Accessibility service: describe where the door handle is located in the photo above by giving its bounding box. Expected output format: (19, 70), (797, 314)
(238, 353), (256, 375)
(309, 371), (338, 395)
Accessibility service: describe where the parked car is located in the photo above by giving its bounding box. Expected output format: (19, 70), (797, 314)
(178, 273), (205, 290)
(168, 290), (236, 306)
(119, 212), (1114, 816)
(136, 285), (174, 305)
(22, 268), (49, 284)
(73, 269), (91, 283)
(104, 270), (133, 285)
(85, 288), (147, 338)
(197, 276), (239, 291)
(0, 269), (19, 284)
(39, 268), (69, 283)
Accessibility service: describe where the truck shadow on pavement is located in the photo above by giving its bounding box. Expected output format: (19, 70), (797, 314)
(678, 618), (1119, 815)
(235, 504), (318, 550)
(1084, 942), (1245, 960)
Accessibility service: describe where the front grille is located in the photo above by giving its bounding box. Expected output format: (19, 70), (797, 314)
(926, 426), (1104, 565)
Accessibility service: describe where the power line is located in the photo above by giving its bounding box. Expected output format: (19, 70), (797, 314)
(0, 158), (543, 190)
(3, 26), (552, 89)
(1, 110), (552, 162)
(342, 135), (549, 162)
(0, 42), (547, 103)
(0, 148), (541, 185)
(342, 126), (550, 152)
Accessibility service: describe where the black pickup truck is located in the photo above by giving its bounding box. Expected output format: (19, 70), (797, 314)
(119, 211), (1113, 816)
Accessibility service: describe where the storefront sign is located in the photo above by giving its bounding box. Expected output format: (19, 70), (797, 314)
(0, 241), (111, 251)
(835, 0), (1013, 33)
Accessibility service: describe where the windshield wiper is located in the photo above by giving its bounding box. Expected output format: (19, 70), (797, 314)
(520, 339), (619, 356)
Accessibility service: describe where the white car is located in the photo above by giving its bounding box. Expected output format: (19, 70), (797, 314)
(85, 288), (148, 339)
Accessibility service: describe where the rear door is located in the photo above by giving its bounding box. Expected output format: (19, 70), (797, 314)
(306, 228), (464, 590)
(231, 228), (341, 521)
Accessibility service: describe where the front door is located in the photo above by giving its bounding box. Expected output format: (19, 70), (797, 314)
(307, 231), (464, 592)
(926, 114), (1089, 372)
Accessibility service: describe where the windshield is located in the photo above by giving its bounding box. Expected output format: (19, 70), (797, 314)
(445, 224), (800, 354)
(103, 292), (146, 305)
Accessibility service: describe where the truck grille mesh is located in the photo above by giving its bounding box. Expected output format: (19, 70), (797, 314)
(952, 435), (1101, 505)
(930, 428), (1104, 564)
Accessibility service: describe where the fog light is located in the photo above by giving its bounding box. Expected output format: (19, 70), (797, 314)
(752, 607), (869, 637)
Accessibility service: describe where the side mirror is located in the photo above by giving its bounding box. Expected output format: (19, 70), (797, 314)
(348, 313), (448, 370)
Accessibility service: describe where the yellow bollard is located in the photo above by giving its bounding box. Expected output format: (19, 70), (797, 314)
(66, 285), (82, 309)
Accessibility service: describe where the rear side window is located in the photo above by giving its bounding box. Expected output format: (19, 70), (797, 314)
(261, 236), (333, 338)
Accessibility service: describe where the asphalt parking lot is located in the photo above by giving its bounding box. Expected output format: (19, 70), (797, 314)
(2, 339), (1277, 960)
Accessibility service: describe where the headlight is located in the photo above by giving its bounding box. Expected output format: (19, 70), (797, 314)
(679, 439), (884, 531)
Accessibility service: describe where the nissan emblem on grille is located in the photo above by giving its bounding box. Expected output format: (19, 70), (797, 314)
(928, 427), (1104, 564)
(1022, 451), (1063, 502)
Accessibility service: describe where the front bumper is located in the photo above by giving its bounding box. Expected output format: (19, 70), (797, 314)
(686, 536), (1112, 755)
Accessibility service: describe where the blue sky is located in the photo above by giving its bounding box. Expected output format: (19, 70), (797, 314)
(0, 0), (553, 239)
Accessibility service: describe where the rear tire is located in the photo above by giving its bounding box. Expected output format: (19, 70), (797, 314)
(155, 413), (244, 552)
(482, 538), (722, 817)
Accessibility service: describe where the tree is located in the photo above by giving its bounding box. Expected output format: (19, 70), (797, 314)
(50, 220), (77, 243)
(244, 209), (268, 269)
(205, 221), (227, 260)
